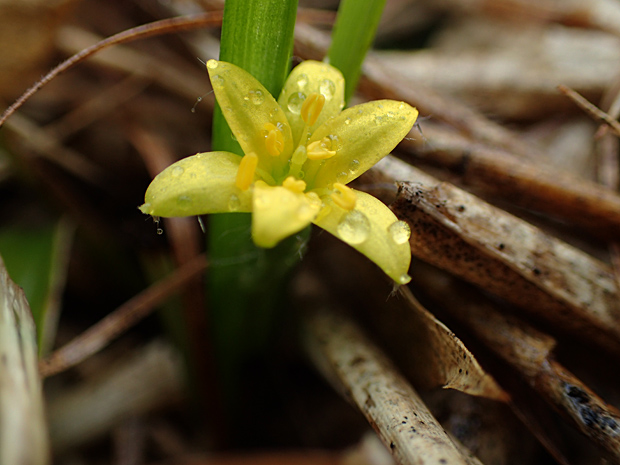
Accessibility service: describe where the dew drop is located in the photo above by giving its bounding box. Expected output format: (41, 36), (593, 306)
(337, 210), (370, 245)
(388, 221), (411, 245)
(171, 166), (185, 177)
(249, 89), (264, 105)
(336, 171), (348, 183)
(296, 73), (309, 89)
(211, 74), (224, 85)
(348, 159), (360, 174)
(344, 117), (352, 125)
(398, 274), (411, 285)
(319, 79), (336, 100)
(228, 194), (241, 211)
(387, 111), (395, 118)
(327, 134), (342, 151)
(287, 92), (306, 114)
(177, 195), (192, 207)
(206, 60), (218, 69)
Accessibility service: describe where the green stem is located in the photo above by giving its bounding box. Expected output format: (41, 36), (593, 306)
(207, 0), (299, 398)
(327, 0), (387, 104)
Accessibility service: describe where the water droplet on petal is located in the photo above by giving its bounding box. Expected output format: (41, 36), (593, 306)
(228, 194), (241, 211)
(348, 159), (360, 174)
(319, 79), (336, 100)
(177, 195), (192, 207)
(337, 210), (370, 245)
(211, 74), (224, 85)
(249, 89), (264, 105)
(296, 73), (309, 89)
(206, 60), (218, 69)
(388, 221), (411, 245)
(344, 117), (351, 125)
(287, 92), (306, 114)
(171, 166), (184, 177)
(387, 111), (395, 118)
(336, 171), (348, 183)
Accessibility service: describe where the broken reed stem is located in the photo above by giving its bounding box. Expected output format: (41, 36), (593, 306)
(302, 308), (483, 465)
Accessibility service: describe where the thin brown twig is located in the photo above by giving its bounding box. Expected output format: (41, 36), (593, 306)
(558, 84), (620, 138)
(0, 11), (224, 128)
(39, 254), (208, 378)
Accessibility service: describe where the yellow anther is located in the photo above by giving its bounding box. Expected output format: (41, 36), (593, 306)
(282, 176), (307, 194)
(331, 183), (357, 210)
(307, 137), (337, 160)
(300, 93), (326, 126)
(235, 152), (258, 191)
(264, 123), (284, 156)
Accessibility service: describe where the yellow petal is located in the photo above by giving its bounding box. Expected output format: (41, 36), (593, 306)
(312, 189), (411, 284)
(206, 60), (293, 176)
(306, 100), (418, 189)
(139, 152), (252, 217)
(277, 60), (345, 146)
(252, 181), (321, 248)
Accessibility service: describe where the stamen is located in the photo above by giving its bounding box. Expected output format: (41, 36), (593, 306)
(235, 152), (258, 190)
(301, 93), (326, 126)
(282, 176), (307, 193)
(307, 137), (337, 160)
(264, 123), (284, 156)
(331, 183), (357, 210)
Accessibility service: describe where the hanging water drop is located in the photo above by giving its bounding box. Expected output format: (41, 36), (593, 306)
(206, 60), (218, 70)
(398, 274), (411, 285)
(388, 221), (411, 245)
(337, 210), (370, 245)
(319, 79), (336, 100)
(228, 194), (241, 212)
(197, 216), (206, 233)
(287, 92), (306, 114)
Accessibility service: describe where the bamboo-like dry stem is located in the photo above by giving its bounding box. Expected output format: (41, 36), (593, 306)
(303, 308), (483, 465)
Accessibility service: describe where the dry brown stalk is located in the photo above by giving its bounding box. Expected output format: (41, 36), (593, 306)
(409, 263), (620, 461)
(398, 122), (620, 240)
(372, 156), (620, 356)
(302, 306), (483, 465)
(39, 253), (207, 378)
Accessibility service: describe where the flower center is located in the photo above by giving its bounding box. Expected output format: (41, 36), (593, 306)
(331, 182), (357, 210)
(263, 122), (284, 156)
(235, 152), (259, 190)
(301, 93), (325, 126)
(307, 136), (337, 160)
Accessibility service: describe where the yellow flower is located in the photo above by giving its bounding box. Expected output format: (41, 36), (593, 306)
(140, 60), (418, 284)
